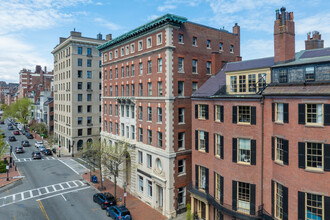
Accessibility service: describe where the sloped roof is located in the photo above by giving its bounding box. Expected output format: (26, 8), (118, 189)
(97, 14), (187, 51)
(263, 83), (330, 96)
(225, 57), (274, 72)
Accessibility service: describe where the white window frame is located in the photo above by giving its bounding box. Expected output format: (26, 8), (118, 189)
(178, 34), (184, 44)
(238, 138), (251, 164)
(157, 33), (162, 45)
(138, 151), (143, 164)
(178, 108), (185, 124)
(131, 43), (135, 53)
(147, 180), (152, 197)
(178, 132), (185, 150)
(138, 40), (143, 51)
(109, 51), (113, 60)
(115, 49), (118, 58)
(121, 47), (124, 57)
(138, 175), (144, 192)
(125, 45), (129, 55)
(157, 107), (162, 122)
(147, 154), (152, 168)
(147, 37), (152, 48)
(178, 159), (186, 175)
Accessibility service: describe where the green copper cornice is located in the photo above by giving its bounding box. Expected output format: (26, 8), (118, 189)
(97, 14), (187, 51)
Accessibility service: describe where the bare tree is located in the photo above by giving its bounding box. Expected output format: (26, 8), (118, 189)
(102, 140), (132, 199)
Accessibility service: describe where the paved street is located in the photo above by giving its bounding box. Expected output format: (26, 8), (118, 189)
(0, 120), (110, 220)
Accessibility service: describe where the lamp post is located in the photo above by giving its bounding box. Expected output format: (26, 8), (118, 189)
(9, 146), (12, 168)
(71, 141), (75, 157)
(58, 140), (61, 157)
(123, 182), (127, 206)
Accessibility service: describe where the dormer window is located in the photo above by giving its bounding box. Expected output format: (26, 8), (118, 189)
(193, 37), (197, 46)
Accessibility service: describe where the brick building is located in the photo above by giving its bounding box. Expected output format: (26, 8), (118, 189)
(97, 14), (241, 218)
(18, 65), (53, 99)
(190, 7), (330, 220)
(0, 82), (19, 103)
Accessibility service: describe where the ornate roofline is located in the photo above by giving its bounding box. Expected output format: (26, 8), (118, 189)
(97, 14), (187, 51)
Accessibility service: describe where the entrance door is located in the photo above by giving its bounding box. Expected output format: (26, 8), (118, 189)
(197, 200), (206, 220)
(158, 186), (163, 209)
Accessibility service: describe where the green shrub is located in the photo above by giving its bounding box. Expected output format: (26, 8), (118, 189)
(0, 163), (6, 173)
(186, 203), (191, 220)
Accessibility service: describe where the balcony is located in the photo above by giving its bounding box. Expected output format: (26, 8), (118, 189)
(87, 123), (93, 126)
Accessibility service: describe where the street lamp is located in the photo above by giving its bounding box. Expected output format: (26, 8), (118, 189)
(58, 140), (61, 157)
(9, 146), (12, 168)
(71, 141), (75, 157)
(123, 182), (127, 206)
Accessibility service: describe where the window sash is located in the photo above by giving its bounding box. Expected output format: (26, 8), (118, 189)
(275, 182), (284, 219)
(238, 106), (251, 123)
(238, 182), (250, 213)
(215, 173), (221, 201)
(306, 193), (323, 220)
(199, 131), (205, 150)
(239, 139), (251, 163)
(216, 134), (221, 156)
(199, 166), (206, 189)
(306, 142), (323, 170)
(275, 138), (284, 162)
(306, 104), (323, 124)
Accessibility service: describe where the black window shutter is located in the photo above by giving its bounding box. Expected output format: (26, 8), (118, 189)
(251, 106), (256, 125)
(232, 138), (237, 163)
(205, 132), (209, 153)
(220, 135), (224, 159)
(232, 106), (237, 124)
(284, 103), (289, 123)
(250, 184), (256, 215)
(324, 144), (330, 171)
(324, 196), (330, 220)
(213, 172), (216, 198)
(220, 105), (224, 122)
(205, 105), (209, 120)
(214, 105), (216, 121)
(205, 168), (209, 193)
(272, 137), (275, 161)
(213, 133), (216, 156)
(298, 191), (305, 220)
(283, 185), (289, 220)
(232, 181), (237, 211)
(272, 103), (275, 122)
(195, 165), (199, 189)
(298, 142), (305, 169)
(195, 105), (198, 119)
(195, 130), (198, 150)
(220, 175), (224, 205)
(251, 139), (256, 165)
(271, 180), (274, 217)
(324, 104), (330, 125)
(298, 104), (305, 124)
(283, 139), (289, 165)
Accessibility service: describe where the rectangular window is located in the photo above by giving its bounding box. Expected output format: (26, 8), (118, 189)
(87, 82), (92, 90)
(121, 47), (124, 56)
(78, 47), (82, 55)
(219, 42), (223, 51)
(306, 142), (323, 170)
(238, 138), (251, 163)
(178, 57), (184, 72)
(276, 103), (284, 123)
(78, 117), (82, 125)
(104, 105), (107, 115)
(138, 151), (143, 164)
(78, 129), (82, 136)
(87, 71), (91, 79)
(147, 60), (152, 74)
(305, 66), (315, 82)
(306, 104), (323, 124)
(139, 83), (143, 96)
(115, 50), (118, 58)
(115, 105), (118, 116)
(115, 123), (118, 135)
(131, 64), (135, 76)
(157, 131), (162, 147)
(157, 81), (163, 96)
(178, 34), (184, 43)
(279, 69), (288, 83)
(87, 116), (92, 125)
(178, 108), (184, 123)
(87, 59), (92, 67)
(131, 84), (135, 96)
(178, 159), (185, 174)
(87, 105), (92, 113)
(192, 37), (197, 46)
(147, 82), (152, 96)
(78, 94), (82, 102)
(78, 106), (82, 113)
(126, 85), (129, 97)
(147, 180), (152, 197)
(138, 106), (143, 120)
(198, 131), (206, 151)
(126, 66), (130, 77)
(192, 82), (198, 93)
(147, 129), (152, 144)
(274, 182), (284, 220)
(115, 68), (118, 78)
(131, 106), (134, 119)
(198, 104), (207, 119)
(158, 58), (162, 72)
(215, 173), (221, 201)
(258, 73), (266, 92)
(147, 107), (152, 121)
(157, 107), (162, 122)
(192, 59), (197, 73)
(131, 44), (135, 53)
(215, 134), (222, 157)
(110, 122), (113, 133)
(121, 67), (124, 78)
(157, 33), (162, 45)
(178, 187), (186, 206)
(77, 70), (82, 78)
(121, 105), (124, 117)
(125, 45), (129, 55)
(238, 106), (251, 123)
(109, 104), (112, 115)
(109, 52), (113, 60)
(207, 40), (211, 48)
(239, 75), (246, 92)
(248, 74), (256, 92)
(87, 94), (91, 101)
(139, 128), (143, 142)
(115, 86), (118, 96)
(104, 121), (107, 132)
(87, 128), (92, 135)
(215, 105), (222, 122)
(121, 123), (124, 137)
(126, 126), (129, 138)
(139, 62), (143, 75)
(275, 137), (284, 163)
(178, 81), (184, 97)
(138, 175), (143, 192)
(147, 37), (152, 48)
(231, 76), (237, 93)
(206, 61), (211, 74)
(230, 45), (234, 53)
(138, 40), (143, 51)
(198, 166), (206, 190)
(131, 125), (135, 140)
(77, 82), (82, 90)
(87, 48), (92, 56)
(147, 154), (152, 168)
(238, 182), (250, 214)
(78, 58), (82, 66)
(306, 193), (323, 220)
(178, 132), (185, 149)
(126, 105), (129, 117)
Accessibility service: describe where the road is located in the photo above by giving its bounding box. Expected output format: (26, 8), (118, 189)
(0, 120), (110, 220)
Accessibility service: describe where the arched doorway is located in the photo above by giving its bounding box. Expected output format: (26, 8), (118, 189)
(87, 138), (93, 147)
(125, 152), (131, 186)
(77, 140), (83, 151)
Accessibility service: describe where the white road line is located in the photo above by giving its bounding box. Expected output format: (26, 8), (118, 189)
(12, 153), (18, 160)
(58, 184), (64, 190)
(70, 159), (89, 170)
(58, 159), (79, 175)
(45, 187), (49, 193)
(29, 190), (32, 198)
(61, 194), (67, 201)
(52, 185), (57, 192)
(21, 192), (24, 200)
(71, 181), (78, 187)
(12, 195), (15, 201)
(36, 186), (90, 201)
(77, 180), (85, 186)
(37, 188), (41, 195)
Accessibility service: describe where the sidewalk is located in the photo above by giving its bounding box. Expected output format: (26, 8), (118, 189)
(82, 170), (168, 220)
(0, 156), (22, 188)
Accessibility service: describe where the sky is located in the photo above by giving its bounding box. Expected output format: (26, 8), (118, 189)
(0, 0), (330, 83)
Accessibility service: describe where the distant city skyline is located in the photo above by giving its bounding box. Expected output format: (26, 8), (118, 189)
(0, 0), (329, 83)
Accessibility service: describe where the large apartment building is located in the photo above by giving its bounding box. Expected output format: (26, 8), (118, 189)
(190, 7), (330, 220)
(98, 14), (241, 218)
(52, 31), (106, 153)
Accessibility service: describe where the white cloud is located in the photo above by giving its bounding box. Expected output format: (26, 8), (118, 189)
(157, 4), (177, 12)
(96, 2), (103, 5)
(94, 18), (122, 31)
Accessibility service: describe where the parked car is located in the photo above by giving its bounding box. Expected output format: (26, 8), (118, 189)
(26, 133), (33, 139)
(15, 146), (24, 153)
(21, 140), (30, 147)
(21, 130), (26, 135)
(8, 126), (14, 130)
(106, 205), (131, 220)
(7, 122), (11, 126)
(13, 130), (20, 135)
(93, 192), (116, 209)
(8, 136), (16, 141)
(1, 133), (5, 137)
(0, 120), (4, 124)
(31, 152), (42, 159)
(35, 141), (43, 148)
(39, 146), (46, 152)
(41, 149), (52, 156)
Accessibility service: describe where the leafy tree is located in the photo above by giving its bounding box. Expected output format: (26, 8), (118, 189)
(0, 129), (8, 159)
(3, 98), (32, 128)
(102, 141), (132, 199)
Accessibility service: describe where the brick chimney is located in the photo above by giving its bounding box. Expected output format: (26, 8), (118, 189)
(106, 34), (112, 41)
(274, 7), (295, 63)
(305, 31), (324, 50)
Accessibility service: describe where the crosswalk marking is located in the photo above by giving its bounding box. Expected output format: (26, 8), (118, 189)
(14, 157), (56, 163)
(0, 180), (87, 208)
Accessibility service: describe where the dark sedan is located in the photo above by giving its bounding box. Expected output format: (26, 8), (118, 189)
(26, 133), (33, 139)
(41, 149), (52, 156)
(31, 152), (42, 159)
(93, 192), (116, 209)
(15, 146), (24, 153)
(21, 140), (30, 147)
(0, 121), (4, 124)
(8, 136), (16, 141)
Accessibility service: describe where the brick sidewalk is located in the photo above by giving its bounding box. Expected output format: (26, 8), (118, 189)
(83, 170), (167, 220)
(0, 156), (22, 188)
